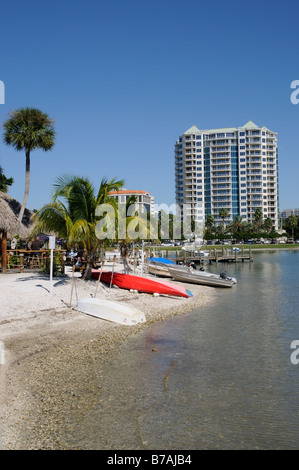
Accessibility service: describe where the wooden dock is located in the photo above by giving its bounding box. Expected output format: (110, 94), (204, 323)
(147, 247), (253, 264)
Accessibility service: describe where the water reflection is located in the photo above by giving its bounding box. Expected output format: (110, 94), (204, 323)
(73, 250), (299, 450)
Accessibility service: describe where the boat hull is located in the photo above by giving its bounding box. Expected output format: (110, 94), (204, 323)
(75, 297), (146, 325)
(168, 267), (235, 288)
(147, 264), (172, 277)
(187, 268), (237, 284)
(91, 270), (192, 298)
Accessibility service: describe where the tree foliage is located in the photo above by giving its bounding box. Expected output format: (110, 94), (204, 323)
(282, 215), (299, 241)
(0, 166), (13, 192)
(3, 107), (55, 221)
(204, 212), (280, 242)
(32, 175), (124, 279)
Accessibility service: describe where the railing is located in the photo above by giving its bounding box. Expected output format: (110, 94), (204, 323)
(0, 249), (66, 272)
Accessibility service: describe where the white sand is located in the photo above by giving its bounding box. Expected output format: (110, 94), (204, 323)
(0, 261), (211, 334)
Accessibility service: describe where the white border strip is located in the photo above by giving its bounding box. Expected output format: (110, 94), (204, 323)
(0, 342), (4, 365)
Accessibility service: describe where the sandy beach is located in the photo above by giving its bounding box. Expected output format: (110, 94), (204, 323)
(0, 263), (214, 449)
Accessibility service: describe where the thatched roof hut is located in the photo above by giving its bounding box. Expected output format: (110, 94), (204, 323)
(0, 191), (34, 239)
(0, 197), (20, 237)
(0, 192), (34, 272)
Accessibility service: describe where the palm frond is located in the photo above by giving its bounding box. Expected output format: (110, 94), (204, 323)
(3, 107), (55, 152)
(31, 201), (72, 240)
(96, 177), (125, 204)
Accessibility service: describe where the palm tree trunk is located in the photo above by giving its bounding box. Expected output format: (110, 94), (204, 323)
(1, 230), (7, 273)
(82, 248), (98, 280)
(18, 149), (30, 222)
(122, 254), (132, 273)
(120, 241), (132, 273)
(83, 260), (93, 280)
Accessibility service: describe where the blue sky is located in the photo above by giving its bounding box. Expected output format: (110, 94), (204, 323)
(0, 0), (299, 212)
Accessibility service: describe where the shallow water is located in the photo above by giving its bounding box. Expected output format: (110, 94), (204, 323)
(71, 250), (299, 450)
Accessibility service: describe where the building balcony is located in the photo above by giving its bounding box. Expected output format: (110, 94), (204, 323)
(211, 160), (231, 165)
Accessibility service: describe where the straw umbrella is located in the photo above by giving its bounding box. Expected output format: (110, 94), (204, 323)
(0, 192), (33, 233)
(0, 192), (33, 272)
(0, 198), (20, 272)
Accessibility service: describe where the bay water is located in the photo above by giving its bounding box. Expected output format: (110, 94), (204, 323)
(74, 249), (299, 450)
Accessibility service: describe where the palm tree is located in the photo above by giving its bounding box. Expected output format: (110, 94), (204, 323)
(263, 217), (273, 233)
(206, 214), (215, 229)
(117, 194), (152, 272)
(287, 214), (298, 243)
(32, 175), (124, 279)
(118, 194), (138, 272)
(3, 107), (55, 222)
(219, 208), (229, 228)
(203, 214), (215, 241)
(228, 215), (243, 237)
(232, 215), (243, 229)
(253, 208), (263, 233)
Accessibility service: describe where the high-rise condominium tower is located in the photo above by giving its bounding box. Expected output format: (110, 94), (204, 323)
(174, 121), (279, 230)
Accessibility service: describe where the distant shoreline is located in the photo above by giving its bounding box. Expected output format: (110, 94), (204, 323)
(146, 244), (299, 251)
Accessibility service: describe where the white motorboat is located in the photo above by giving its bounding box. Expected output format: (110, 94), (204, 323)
(75, 297), (146, 325)
(168, 266), (236, 288)
(187, 264), (237, 284)
(147, 263), (172, 277)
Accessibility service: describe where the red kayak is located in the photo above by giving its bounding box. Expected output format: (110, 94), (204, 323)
(91, 270), (193, 298)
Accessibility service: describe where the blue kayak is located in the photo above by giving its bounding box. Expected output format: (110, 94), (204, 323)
(147, 257), (174, 265)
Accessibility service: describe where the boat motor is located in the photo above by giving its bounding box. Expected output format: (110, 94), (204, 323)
(219, 271), (228, 279)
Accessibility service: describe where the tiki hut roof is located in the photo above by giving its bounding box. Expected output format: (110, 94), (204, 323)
(0, 197), (20, 237)
(0, 191), (34, 239)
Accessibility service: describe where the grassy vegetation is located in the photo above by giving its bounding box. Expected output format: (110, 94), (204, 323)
(232, 243), (299, 250)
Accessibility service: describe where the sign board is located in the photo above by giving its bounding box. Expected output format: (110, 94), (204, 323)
(49, 236), (56, 294)
(49, 236), (56, 250)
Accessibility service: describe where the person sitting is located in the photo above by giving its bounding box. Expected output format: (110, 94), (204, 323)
(75, 256), (82, 267)
(31, 236), (44, 250)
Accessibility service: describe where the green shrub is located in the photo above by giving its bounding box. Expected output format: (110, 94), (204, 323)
(43, 253), (64, 276)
